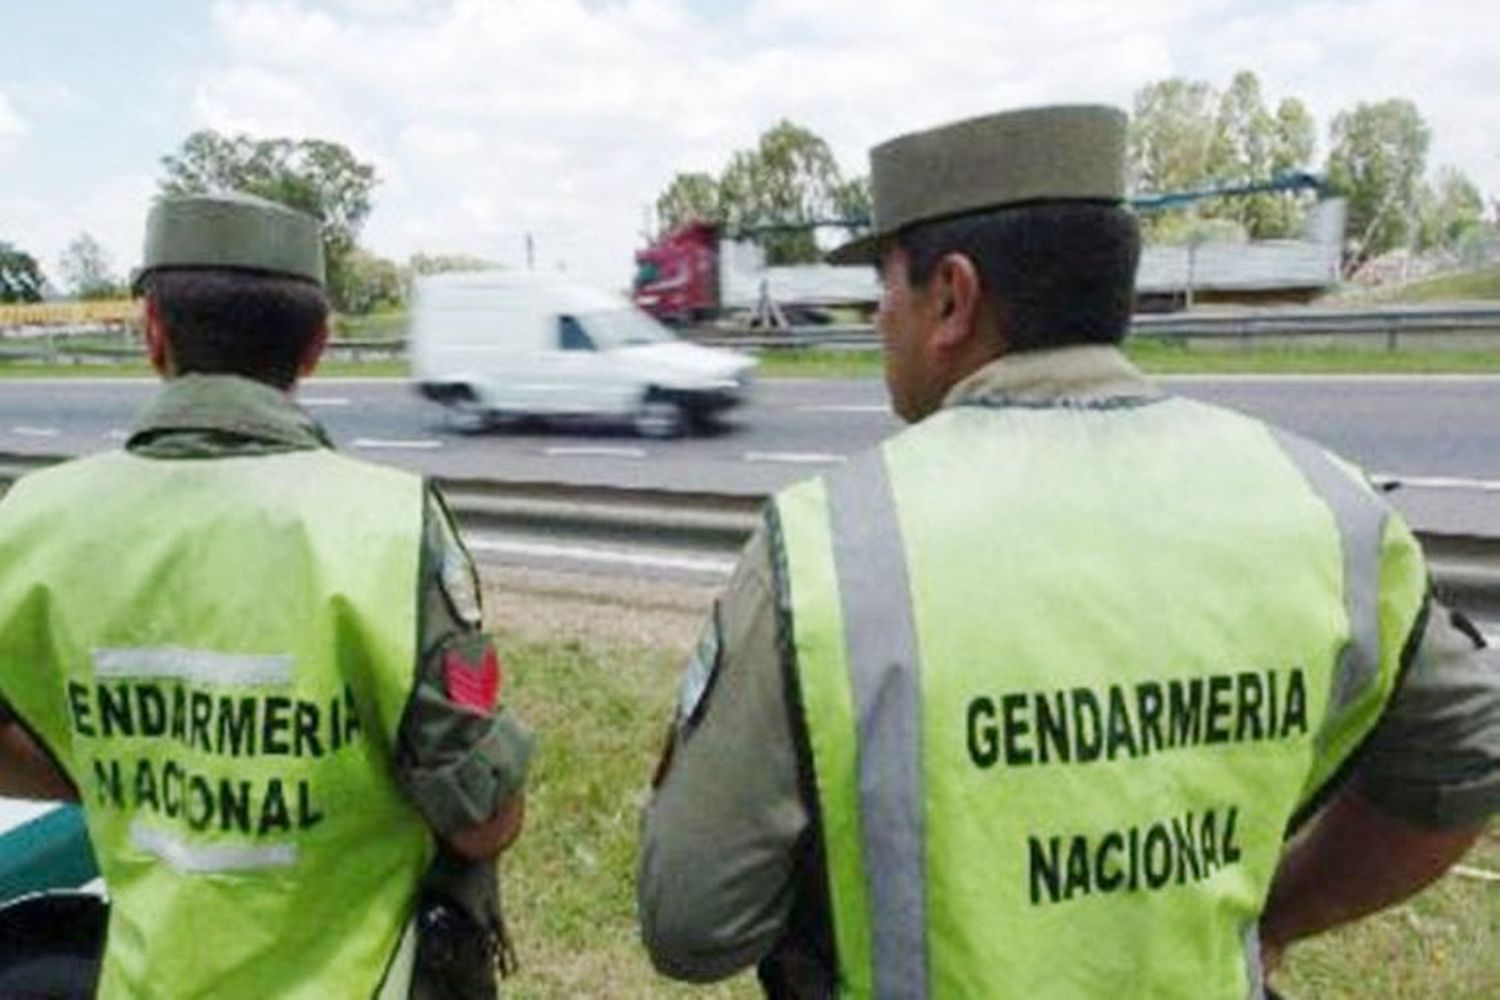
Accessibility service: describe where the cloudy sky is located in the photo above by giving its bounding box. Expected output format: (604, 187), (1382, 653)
(2, 0), (1497, 292)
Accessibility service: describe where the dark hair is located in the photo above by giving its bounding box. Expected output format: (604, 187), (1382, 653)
(145, 269), (330, 388)
(896, 201), (1140, 351)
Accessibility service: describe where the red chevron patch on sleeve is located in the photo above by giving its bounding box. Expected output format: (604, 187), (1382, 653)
(443, 644), (502, 710)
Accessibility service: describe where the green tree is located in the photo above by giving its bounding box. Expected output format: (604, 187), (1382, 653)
(655, 172), (720, 233)
(1129, 78), (1219, 195)
(331, 248), (404, 316)
(1417, 167), (1483, 251)
(0, 241), (46, 303)
(58, 231), (125, 300)
(1131, 72), (1318, 240)
(654, 121), (869, 265)
(1128, 78), (1221, 240)
(158, 131), (377, 310)
(830, 175), (873, 233)
(718, 121), (847, 263)
(408, 252), (502, 276)
(1326, 99), (1431, 264)
(1205, 73), (1316, 238)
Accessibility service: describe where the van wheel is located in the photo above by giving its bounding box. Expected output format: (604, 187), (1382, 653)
(633, 395), (685, 439)
(448, 400), (495, 434)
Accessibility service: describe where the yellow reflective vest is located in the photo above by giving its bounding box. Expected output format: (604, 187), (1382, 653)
(0, 448), (433, 999)
(774, 395), (1427, 999)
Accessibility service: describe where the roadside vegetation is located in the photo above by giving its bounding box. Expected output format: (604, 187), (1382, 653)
(488, 579), (1498, 998)
(1334, 265), (1500, 305)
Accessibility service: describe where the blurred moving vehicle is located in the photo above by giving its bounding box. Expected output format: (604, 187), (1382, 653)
(409, 270), (756, 438)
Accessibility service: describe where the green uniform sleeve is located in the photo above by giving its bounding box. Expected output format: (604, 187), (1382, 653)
(1354, 602), (1500, 828)
(637, 524), (810, 982)
(394, 488), (534, 836)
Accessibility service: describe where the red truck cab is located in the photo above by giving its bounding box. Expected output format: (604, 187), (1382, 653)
(633, 221), (720, 325)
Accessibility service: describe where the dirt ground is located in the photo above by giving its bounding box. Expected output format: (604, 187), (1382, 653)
(480, 565), (719, 652)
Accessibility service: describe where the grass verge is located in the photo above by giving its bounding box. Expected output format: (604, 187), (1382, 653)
(492, 619), (1496, 997)
(1276, 831), (1500, 998)
(1334, 266), (1500, 305)
(498, 635), (756, 999)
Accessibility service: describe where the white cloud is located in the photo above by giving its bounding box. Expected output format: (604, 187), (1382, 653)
(0, 172), (156, 290)
(175, 0), (1500, 289)
(0, 91), (28, 155)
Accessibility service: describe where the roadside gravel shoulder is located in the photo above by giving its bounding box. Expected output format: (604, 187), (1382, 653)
(481, 567), (718, 651)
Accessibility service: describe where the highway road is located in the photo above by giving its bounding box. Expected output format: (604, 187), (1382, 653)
(1, 373), (1497, 536)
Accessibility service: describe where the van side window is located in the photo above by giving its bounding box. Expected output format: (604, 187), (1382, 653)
(558, 315), (595, 352)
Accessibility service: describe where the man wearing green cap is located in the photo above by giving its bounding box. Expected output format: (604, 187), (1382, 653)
(0, 192), (533, 998)
(638, 106), (1499, 997)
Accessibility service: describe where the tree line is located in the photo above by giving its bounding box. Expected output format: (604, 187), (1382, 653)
(1, 133), (497, 313)
(655, 70), (1490, 272)
(2, 70), (1492, 308)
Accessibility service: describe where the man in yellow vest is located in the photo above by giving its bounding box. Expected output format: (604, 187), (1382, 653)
(638, 105), (1499, 997)
(0, 192), (533, 998)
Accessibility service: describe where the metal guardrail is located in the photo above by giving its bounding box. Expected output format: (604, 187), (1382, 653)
(0, 337), (404, 365)
(1, 453), (1495, 623)
(696, 304), (1500, 351)
(4, 305), (1500, 363)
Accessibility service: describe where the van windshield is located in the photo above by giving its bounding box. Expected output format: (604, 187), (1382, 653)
(578, 308), (676, 348)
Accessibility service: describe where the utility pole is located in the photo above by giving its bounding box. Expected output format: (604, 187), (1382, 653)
(525, 233), (535, 271)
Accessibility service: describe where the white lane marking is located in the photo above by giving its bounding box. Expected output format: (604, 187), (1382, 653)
(544, 446), (648, 459)
(744, 451), (847, 465)
(10, 425), (59, 437)
(466, 538), (735, 576)
(795, 404), (891, 414)
(299, 396), (352, 407)
(104, 428), (129, 440)
(1373, 473), (1500, 493)
(351, 437), (442, 450)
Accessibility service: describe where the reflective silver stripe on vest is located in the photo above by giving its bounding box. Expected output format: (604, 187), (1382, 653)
(93, 647), (292, 686)
(130, 820), (297, 873)
(1269, 431), (1389, 733)
(827, 447), (929, 998)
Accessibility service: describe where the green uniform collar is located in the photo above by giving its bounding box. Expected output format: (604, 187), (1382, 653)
(128, 374), (332, 456)
(942, 345), (1162, 410)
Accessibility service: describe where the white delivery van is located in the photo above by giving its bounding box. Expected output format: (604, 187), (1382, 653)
(409, 270), (756, 437)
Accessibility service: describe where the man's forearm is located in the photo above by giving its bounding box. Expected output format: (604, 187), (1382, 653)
(1261, 786), (1483, 952)
(0, 722), (76, 800)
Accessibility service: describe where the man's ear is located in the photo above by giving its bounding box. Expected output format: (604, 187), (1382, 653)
(297, 322), (330, 380)
(929, 252), (983, 351)
(142, 296), (173, 377)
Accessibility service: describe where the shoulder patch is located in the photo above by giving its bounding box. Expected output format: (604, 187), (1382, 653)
(676, 605), (724, 733)
(443, 638), (503, 710)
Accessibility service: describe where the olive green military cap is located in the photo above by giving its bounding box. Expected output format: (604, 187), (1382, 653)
(827, 104), (1128, 265)
(132, 191), (325, 292)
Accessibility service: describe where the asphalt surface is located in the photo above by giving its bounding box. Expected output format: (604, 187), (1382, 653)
(0, 373), (1496, 535)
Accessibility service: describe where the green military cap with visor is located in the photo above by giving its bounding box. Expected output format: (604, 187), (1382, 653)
(132, 191), (326, 292)
(827, 104), (1128, 265)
